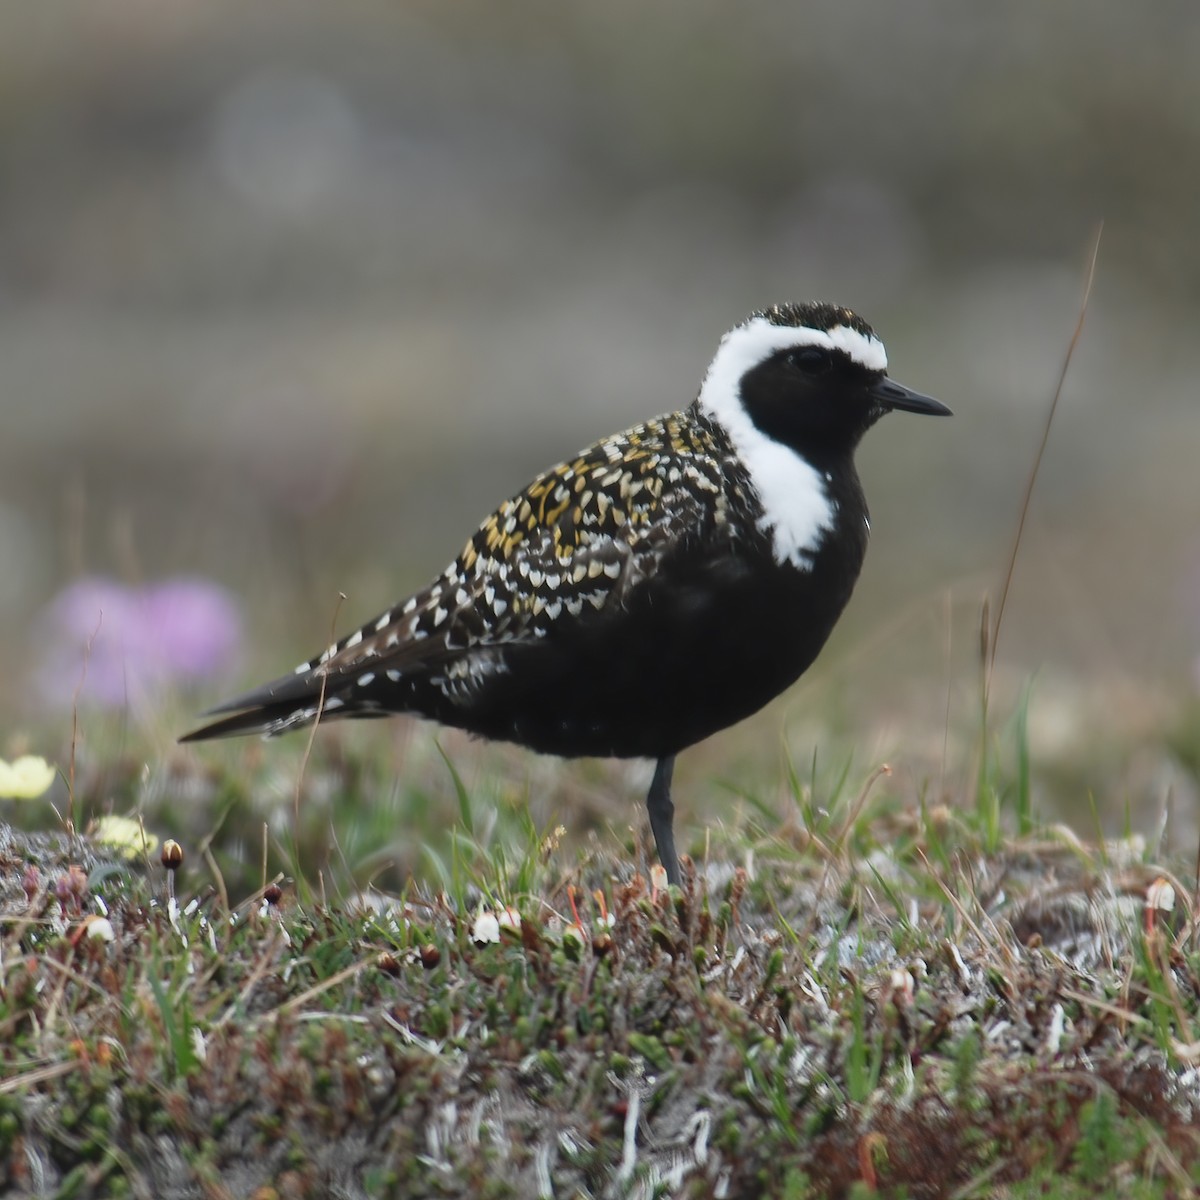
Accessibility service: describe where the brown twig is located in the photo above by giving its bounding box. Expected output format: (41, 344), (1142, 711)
(986, 222), (1104, 698)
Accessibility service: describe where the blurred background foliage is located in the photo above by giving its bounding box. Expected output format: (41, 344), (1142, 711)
(3, 0), (1200, 875)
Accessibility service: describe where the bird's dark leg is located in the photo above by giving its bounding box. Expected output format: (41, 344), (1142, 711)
(646, 756), (680, 886)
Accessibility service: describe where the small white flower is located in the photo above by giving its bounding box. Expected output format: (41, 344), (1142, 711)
(498, 906), (522, 932)
(889, 968), (915, 1007)
(1147, 877), (1176, 913)
(472, 910), (501, 945)
(86, 916), (115, 943)
(191, 1027), (208, 1064)
(1045, 1002), (1067, 1056)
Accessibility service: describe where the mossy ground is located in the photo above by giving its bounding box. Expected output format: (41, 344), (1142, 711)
(3, 711), (1200, 1199)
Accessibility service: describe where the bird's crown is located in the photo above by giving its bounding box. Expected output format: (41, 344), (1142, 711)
(727, 302), (888, 374)
(756, 301), (876, 342)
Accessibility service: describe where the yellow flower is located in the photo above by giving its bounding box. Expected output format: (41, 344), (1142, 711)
(92, 815), (159, 859)
(0, 755), (57, 799)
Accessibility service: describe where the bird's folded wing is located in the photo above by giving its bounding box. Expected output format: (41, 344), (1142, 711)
(318, 417), (729, 668)
(189, 414), (732, 729)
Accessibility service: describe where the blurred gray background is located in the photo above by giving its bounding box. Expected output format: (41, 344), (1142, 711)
(3, 2), (1199, 824)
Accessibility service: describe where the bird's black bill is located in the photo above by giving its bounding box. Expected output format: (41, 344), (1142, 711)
(870, 377), (952, 416)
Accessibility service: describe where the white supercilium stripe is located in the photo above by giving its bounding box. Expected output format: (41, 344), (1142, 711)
(697, 316), (885, 568)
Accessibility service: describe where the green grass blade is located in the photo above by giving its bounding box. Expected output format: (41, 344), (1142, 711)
(435, 740), (474, 838)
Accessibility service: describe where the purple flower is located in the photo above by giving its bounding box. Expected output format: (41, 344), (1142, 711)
(34, 576), (242, 711)
(142, 579), (242, 679)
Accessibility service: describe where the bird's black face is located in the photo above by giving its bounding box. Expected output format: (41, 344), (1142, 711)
(739, 341), (950, 466)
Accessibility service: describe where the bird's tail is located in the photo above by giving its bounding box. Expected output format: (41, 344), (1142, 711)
(179, 668), (370, 742)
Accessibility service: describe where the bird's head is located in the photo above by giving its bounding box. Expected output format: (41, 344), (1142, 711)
(697, 302), (950, 466)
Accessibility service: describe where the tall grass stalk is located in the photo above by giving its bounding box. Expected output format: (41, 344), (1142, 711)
(976, 223), (1103, 837)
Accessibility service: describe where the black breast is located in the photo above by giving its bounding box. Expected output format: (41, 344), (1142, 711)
(409, 465), (871, 760)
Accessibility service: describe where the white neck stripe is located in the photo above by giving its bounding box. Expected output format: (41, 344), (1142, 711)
(694, 315), (887, 569)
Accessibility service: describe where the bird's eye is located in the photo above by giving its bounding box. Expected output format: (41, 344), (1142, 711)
(785, 347), (830, 373)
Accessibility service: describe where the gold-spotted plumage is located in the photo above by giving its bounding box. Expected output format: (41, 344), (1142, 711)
(183, 301), (952, 887)
(328, 411), (751, 674)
